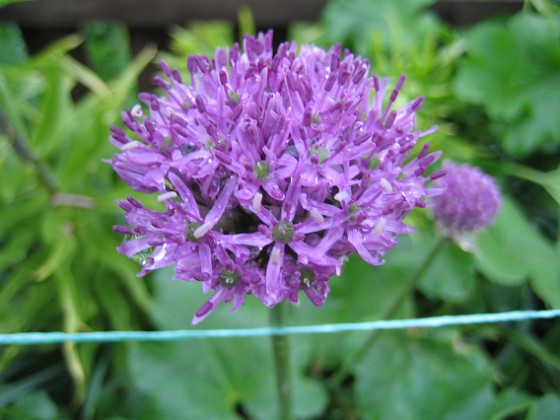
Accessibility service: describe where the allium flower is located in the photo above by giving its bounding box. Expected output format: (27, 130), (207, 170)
(432, 161), (501, 236)
(109, 31), (441, 324)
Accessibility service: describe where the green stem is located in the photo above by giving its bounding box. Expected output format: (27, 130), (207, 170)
(270, 302), (294, 420)
(328, 236), (446, 387)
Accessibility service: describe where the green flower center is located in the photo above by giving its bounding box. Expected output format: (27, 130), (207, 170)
(253, 161), (270, 181)
(299, 267), (316, 287)
(220, 269), (240, 287)
(272, 220), (295, 243)
(348, 204), (360, 221)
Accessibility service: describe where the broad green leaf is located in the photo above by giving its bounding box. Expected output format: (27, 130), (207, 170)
(321, 0), (439, 55)
(395, 231), (477, 303)
(355, 331), (495, 419)
(477, 197), (560, 306)
(12, 390), (60, 420)
(129, 269), (327, 419)
(476, 209), (529, 286)
(527, 393), (560, 420)
(453, 13), (560, 157)
(484, 388), (534, 420)
(502, 162), (560, 208)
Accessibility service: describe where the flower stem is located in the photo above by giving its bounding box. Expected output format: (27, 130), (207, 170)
(270, 301), (294, 420)
(328, 236), (446, 387)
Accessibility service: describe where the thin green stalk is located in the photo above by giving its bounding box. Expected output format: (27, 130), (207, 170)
(270, 302), (294, 420)
(328, 236), (446, 387)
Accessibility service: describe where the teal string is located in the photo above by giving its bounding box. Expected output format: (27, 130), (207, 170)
(1, 309), (559, 346)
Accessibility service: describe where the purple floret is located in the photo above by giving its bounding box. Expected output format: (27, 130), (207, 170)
(108, 31), (441, 323)
(432, 161), (501, 234)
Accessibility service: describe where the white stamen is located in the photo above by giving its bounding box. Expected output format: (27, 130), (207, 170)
(373, 217), (386, 236)
(193, 221), (212, 239)
(309, 208), (324, 224)
(157, 191), (177, 202)
(380, 178), (393, 192)
(122, 141), (142, 151)
(271, 247), (282, 265)
(252, 192), (263, 212)
(152, 244), (167, 263)
(131, 104), (142, 117)
(334, 190), (349, 202)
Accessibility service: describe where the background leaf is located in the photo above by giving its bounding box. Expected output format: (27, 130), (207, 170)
(129, 269), (327, 419)
(453, 13), (560, 157)
(355, 330), (496, 419)
(477, 197), (560, 307)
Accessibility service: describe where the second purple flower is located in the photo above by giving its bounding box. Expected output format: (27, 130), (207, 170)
(109, 31), (441, 323)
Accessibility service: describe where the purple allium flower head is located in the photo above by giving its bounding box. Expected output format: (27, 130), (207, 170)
(108, 31), (441, 324)
(432, 161), (501, 235)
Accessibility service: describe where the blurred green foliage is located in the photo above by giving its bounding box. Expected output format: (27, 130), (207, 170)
(1, 0), (560, 418)
(0, 24), (155, 412)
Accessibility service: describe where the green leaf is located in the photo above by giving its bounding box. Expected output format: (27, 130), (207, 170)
(60, 55), (110, 97)
(0, 195), (46, 233)
(30, 63), (73, 157)
(502, 162), (560, 208)
(237, 6), (256, 39)
(0, 69), (29, 140)
(453, 13), (560, 157)
(83, 22), (132, 81)
(413, 232), (477, 303)
(527, 393), (560, 420)
(0, 24), (28, 65)
(129, 269), (327, 419)
(161, 22), (234, 73)
(476, 197), (560, 306)
(12, 390), (60, 420)
(25, 34), (83, 71)
(0, 365), (63, 405)
(355, 331), (495, 419)
(476, 208), (529, 287)
(321, 0), (439, 55)
(485, 388), (534, 420)
(0, 137), (27, 202)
